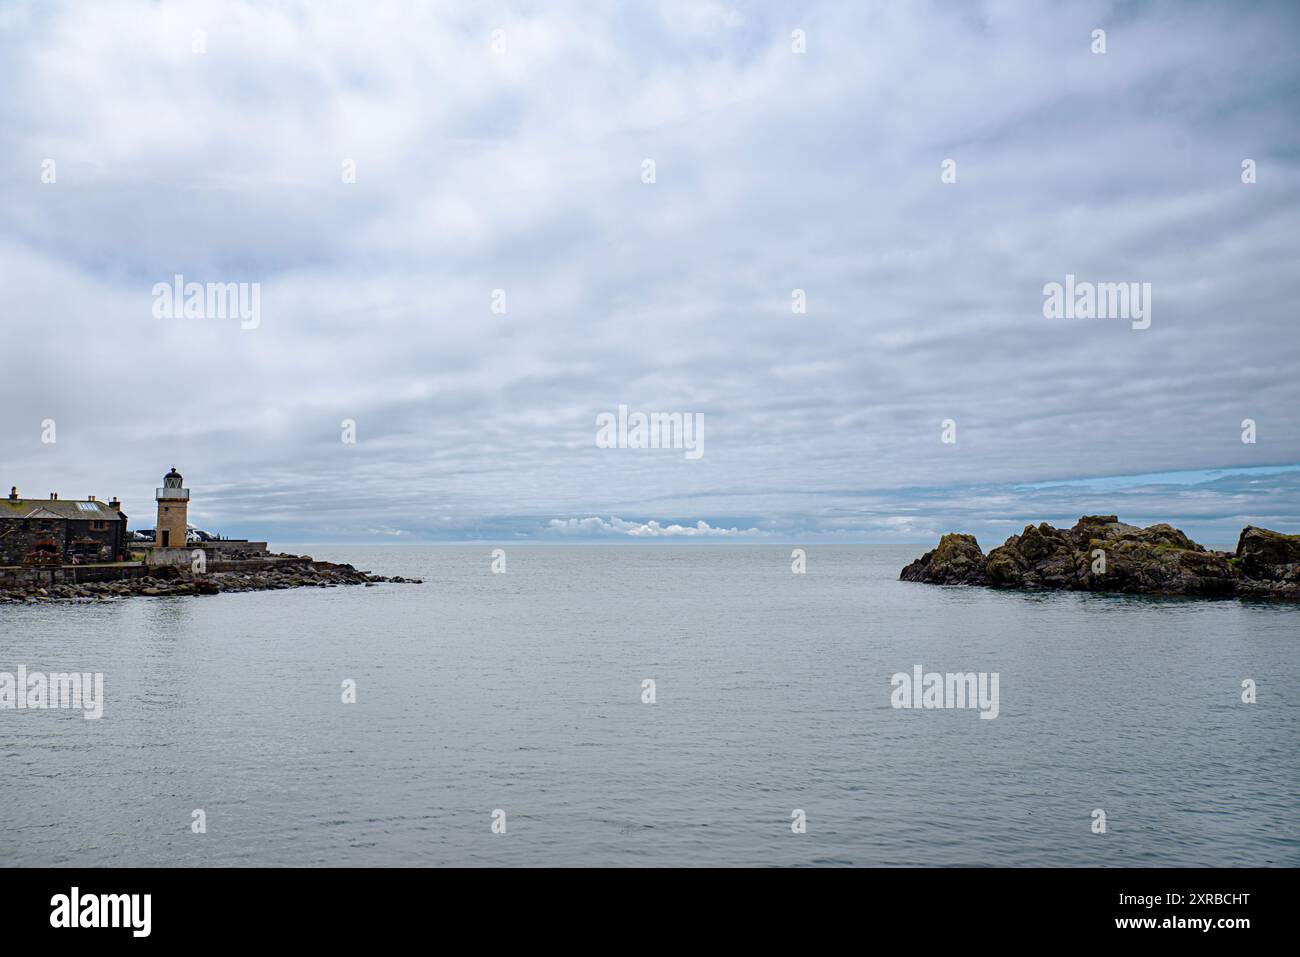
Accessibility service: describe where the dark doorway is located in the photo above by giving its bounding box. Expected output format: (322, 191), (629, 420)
(162, 530), (170, 547)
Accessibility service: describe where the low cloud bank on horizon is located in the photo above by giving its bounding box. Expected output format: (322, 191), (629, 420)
(2, 1), (1298, 545)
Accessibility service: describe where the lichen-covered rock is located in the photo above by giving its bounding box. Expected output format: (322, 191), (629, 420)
(901, 517), (1300, 599)
(1235, 526), (1300, 581)
(900, 532), (988, 585)
(988, 522), (1077, 588)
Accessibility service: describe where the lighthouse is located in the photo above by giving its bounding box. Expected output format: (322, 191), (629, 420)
(155, 466), (190, 548)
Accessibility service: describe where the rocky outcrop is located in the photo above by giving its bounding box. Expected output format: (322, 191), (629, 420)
(900, 516), (1300, 598)
(1233, 526), (1300, 597)
(900, 533), (988, 585)
(0, 556), (422, 604)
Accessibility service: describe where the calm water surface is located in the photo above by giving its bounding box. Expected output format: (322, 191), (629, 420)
(1, 545), (1296, 866)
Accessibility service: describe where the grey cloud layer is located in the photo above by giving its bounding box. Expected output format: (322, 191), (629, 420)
(2, 1), (1297, 543)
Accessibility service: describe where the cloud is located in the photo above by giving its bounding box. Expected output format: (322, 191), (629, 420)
(545, 517), (763, 537)
(2, 1), (1298, 542)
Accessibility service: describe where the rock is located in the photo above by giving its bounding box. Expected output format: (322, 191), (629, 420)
(1235, 526), (1300, 581)
(900, 533), (988, 585)
(1, 549), (424, 603)
(901, 517), (1300, 599)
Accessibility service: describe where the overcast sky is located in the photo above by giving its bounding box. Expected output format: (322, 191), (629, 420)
(1, 0), (1298, 545)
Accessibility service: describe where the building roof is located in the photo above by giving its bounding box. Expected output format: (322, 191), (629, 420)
(0, 498), (124, 522)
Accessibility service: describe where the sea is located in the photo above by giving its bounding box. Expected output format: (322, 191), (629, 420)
(1, 544), (1296, 867)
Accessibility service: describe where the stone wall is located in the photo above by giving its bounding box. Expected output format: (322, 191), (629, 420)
(0, 563), (149, 590)
(144, 543), (271, 566)
(202, 541), (268, 556)
(145, 547), (200, 567)
(0, 518), (125, 566)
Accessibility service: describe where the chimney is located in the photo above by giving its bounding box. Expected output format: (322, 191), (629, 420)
(88, 495), (96, 501)
(50, 492), (58, 500)
(109, 496), (120, 511)
(7, 487), (16, 501)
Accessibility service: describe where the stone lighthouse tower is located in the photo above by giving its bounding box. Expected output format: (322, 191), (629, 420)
(155, 466), (190, 548)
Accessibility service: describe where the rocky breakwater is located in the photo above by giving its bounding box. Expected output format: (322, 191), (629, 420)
(900, 516), (1300, 598)
(0, 554), (422, 604)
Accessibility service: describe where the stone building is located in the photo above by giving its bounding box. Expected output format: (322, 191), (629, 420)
(0, 487), (128, 566)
